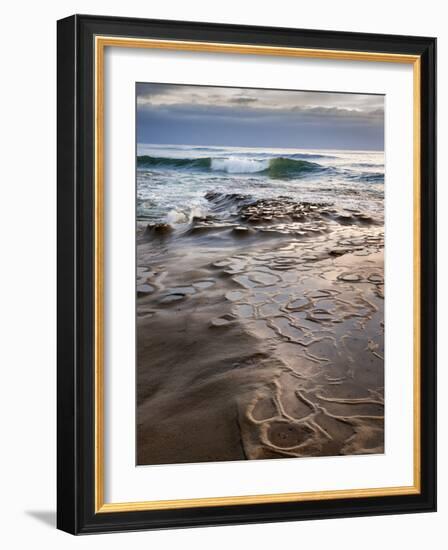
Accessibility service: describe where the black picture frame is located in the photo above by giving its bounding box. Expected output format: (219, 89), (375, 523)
(57, 14), (436, 534)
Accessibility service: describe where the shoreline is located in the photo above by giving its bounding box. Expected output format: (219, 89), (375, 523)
(136, 199), (384, 465)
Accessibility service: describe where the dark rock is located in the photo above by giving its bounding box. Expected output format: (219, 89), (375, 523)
(232, 226), (254, 237)
(144, 223), (173, 238)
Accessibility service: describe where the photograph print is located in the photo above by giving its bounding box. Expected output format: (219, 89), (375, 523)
(135, 83), (385, 466)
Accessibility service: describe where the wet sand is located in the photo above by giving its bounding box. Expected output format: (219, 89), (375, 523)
(136, 196), (384, 465)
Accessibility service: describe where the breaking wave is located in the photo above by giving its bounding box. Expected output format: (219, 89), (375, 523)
(137, 155), (323, 178)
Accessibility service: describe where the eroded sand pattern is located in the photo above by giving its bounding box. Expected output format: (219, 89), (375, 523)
(136, 194), (384, 465)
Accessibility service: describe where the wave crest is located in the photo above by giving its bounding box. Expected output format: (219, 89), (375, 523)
(137, 155), (322, 177)
(211, 157), (269, 173)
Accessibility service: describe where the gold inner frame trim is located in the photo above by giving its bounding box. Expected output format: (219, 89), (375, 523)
(94, 35), (421, 513)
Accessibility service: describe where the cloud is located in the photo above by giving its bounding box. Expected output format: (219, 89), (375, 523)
(136, 83), (383, 120)
(137, 102), (383, 126)
(229, 96), (259, 104)
(291, 105), (383, 120)
(136, 83), (176, 98)
(136, 83), (384, 150)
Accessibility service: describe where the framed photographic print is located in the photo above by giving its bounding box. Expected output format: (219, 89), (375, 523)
(57, 14), (436, 534)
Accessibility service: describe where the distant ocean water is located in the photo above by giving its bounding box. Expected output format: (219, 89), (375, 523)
(136, 144), (384, 225)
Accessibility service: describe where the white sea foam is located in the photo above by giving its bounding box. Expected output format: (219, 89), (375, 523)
(165, 204), (208, 225)
(137, 145), (385, 223)
(211, 157), (269, 174)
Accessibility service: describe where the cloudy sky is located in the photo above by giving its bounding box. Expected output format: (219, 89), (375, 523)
(136, 83), (384, 150)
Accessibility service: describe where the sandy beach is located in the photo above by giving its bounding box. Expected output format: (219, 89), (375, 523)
(136, 193), (384, 465)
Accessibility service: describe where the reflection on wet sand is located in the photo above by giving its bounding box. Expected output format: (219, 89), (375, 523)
(136, 195), (384, 465)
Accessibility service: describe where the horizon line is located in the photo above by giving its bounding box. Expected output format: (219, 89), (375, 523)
(137, 142), (385, 153)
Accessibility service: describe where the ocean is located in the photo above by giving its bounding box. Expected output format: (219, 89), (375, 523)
(136, 143), (385, 464)
(136, 144), (384, 229)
